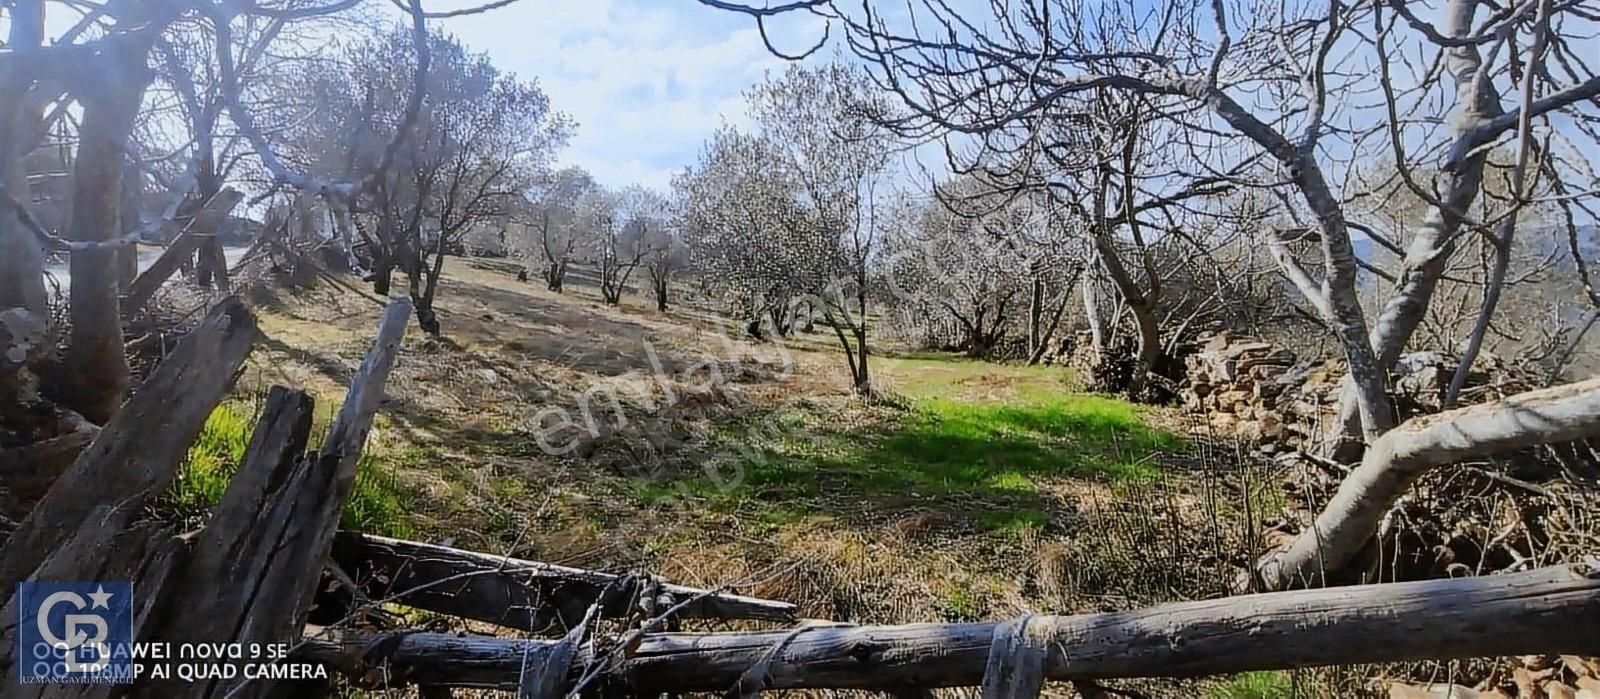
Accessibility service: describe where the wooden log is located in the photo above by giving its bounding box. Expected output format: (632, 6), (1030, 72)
(330, 532), (797, 630)
(0, 510), (182, 698)
(297, 563), (1600, 693)
(215, 298), (410, 699)
(0, 297), (257, 592)
(122, 188), (244, 318)
(139, 386), (317, 699)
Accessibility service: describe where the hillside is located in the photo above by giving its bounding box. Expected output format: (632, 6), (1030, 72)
(189, 257), (1302, 696)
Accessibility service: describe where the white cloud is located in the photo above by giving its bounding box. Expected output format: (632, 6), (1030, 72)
(425, 0), (827, 191)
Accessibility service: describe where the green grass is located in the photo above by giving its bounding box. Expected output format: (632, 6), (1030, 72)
(171, 401), (416, 538)
(1205, 671), (1294, 698)
(169, 401), (257, 512)
(636, 355), (1182, 532)
(877, 353), (1070, 401)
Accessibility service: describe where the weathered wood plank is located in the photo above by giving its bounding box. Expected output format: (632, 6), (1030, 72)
(0, 514), (181, 699)
(0, 297), (257, 592)
(218, 298), (410, 699)
(122, 188), (244, 318)
(297, 563), (1600, 693)
(330, 532), (797, 630)
(140, 386), (317, 699)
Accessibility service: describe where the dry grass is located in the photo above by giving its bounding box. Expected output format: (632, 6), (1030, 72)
(229, 257), (1364, 698)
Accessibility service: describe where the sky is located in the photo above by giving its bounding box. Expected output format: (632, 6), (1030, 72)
(410, 0), (829, 191)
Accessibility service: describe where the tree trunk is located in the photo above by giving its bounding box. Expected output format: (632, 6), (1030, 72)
(1257, 376), (1600, 590)
(0, 298), (257, 592)
(1027, 284), (1072, 366)
(654, 272), (669, 312)
(117, 161), (142, 291)
(1082, 265), (1105, 357)
(411, 231), (448, 336)
(0, 0), (48, 317)
(1191, 86), (1394, 440)
(546, 260), (566, 292)
(1027, 276), (1044, 355)
(297, 563), (1600, 693)
(371, 257), (395, 296)
(853, 324), (872, 396)
(1322, 0), (1507, 459)
(63, 41), (155, 423)
(1128, 303), (1161, 400)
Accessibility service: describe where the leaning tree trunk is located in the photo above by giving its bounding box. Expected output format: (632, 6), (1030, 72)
(412, 234), (448, 336)
(0, 0), (50, 317)
(1322, 0), (1505, 460)
(64, 38), (156, 423)
(852, 323), (872, 397)
(1087, 216), (1163, 401)
(1257, 376), (1600, 590)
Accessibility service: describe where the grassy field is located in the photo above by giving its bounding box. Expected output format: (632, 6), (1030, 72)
(174, 256), (1322, 696)
(641, 357), (1184, 533)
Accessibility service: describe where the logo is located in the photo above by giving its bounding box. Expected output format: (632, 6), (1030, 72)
(17, 582), (134, 684)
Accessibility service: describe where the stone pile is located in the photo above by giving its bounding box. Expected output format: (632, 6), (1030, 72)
(1179, 332), (1333, 451)
(1179, 331), (1515, 453)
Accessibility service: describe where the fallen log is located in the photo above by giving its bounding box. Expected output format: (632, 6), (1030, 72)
(298, 562), (1600, 693)
(1257, 376), (1600, 590)
(330, 532), (797, 630)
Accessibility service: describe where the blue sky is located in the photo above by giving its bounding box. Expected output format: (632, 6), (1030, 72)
(417, 0), (828, 191)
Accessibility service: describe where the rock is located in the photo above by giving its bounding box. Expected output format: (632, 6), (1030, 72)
(1388, 683), (1503, 698)
(1259, 413), (1283, 439)
(1563, 656), (1600, 680)
(1237, 420), (1262, 442)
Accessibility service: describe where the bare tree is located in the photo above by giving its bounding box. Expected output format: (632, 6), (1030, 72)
(885, 181), (1082, 360)
(644, 209), (687, 312)
(677, 127), (832, 338)
(704, 0), (1600, 589)
(747, 63), (896, 395)
(517, 166), (596, 292)
(588, 185), (662, 306)
(284, 26), (570, 334)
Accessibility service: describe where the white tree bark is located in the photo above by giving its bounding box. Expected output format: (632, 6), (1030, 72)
(1259, 376), (1600, 590)
(1324, 0), (1508, 457)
